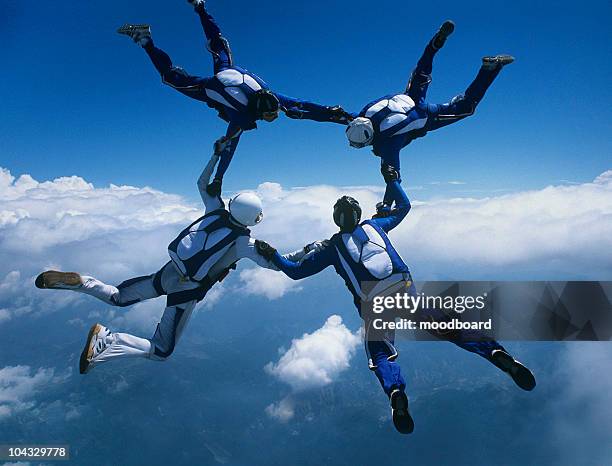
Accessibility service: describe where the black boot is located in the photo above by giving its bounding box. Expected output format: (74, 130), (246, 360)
(482, 54), (515, 70)
(432, 20), (455, 50)
(390, 388), (414, 434)
(491, 349), (536, 391)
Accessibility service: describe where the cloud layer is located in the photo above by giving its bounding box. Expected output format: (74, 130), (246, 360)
(0, 365), (64, 420)
(1, 166), (611, 329)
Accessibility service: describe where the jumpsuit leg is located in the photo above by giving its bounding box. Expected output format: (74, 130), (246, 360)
(141, 42), (209, 98)
(406, 39), (440, 105)
(418, 306), (507, 364)
(80, 264), (208, 367)
(76, 264), (166, 307)
(425, 63), (506, 132)
(195, 4), (234, 73)
(365, 318), (406, 397)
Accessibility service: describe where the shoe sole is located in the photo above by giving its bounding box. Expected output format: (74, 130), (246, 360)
(391, 390), (415, 434)
(440, 20), (455, 38)
(482, 55), (515, 67)
(117, 24), (151, 36)
(35, 271), (82, 289)
(79, 323), (102, 374)
(432, 20), (455, 49)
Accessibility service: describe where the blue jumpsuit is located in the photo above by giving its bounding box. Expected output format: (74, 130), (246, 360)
(351, 39), (506, 205)
(271, 181), (506, 397)
(143, 4), (344, 180)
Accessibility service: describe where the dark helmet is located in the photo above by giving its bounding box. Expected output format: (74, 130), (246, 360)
(248, 89), (280, 118)
(333, 196), (362, 232)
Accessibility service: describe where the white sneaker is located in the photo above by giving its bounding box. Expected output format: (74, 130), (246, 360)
(117, 24), (152, 46)
(80, 323), (112, 374)
(35, 271), (82, 290)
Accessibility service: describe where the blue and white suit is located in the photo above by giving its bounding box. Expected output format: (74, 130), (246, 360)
(350, 39), (508, 205)
(271, 181), (507, 397)
(142, 4), (345, 181)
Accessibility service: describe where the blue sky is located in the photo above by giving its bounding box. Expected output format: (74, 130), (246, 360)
(1, 3), (611, 464)
(1, 0), (611, 199)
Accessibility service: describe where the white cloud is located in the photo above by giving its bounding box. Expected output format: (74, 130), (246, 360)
(264, 396), (295, 422)
(238, 267), (301, 300)
(0, 365), (64, 421)
(264, 315), (360, 421)
(1, 166), (611, 330)
(265, 315), (360, 392)
(550, 343), (612, 464)
(255, 171), (612, 279)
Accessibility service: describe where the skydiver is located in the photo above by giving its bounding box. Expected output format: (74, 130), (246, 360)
(34, 147), (314, 374)
(344, 21), (514, 212)
(255, 166), (535, 434)
(117, 0), (350, 196)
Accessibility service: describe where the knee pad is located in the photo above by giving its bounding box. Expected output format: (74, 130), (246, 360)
(449, 94), (477, 116)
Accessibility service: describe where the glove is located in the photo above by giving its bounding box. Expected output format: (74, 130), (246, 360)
(187, 0), (205, 9)
(372, 202), (392, 219)
(206, 178), (222, 197)
(283, 107), (304, 119)
(214, 136), (231, 155)
(381, 163), (400, 183)
(304, 240), (329, 254)
(255, 240), (277, 261)
(328, 106), (351, 123)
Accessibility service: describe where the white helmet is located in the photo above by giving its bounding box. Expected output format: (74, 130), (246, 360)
(346, 117), (374, 148)
(229, 192), (263, 227)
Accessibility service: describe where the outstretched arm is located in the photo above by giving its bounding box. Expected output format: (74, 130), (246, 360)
(282, 240), (329, 263)
(214, 123), (243, 181)
(371, 179), (411, 233)
(255, 240), (334, 280)
(276, 93), (351, 124)
(197, 152), (224, 213)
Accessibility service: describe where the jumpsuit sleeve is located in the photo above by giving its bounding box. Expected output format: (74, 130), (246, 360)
(370, 181), (412, 232)
(237, 237), (279, 270)
(373, 137), (404, 171)
(282, 240), (329, 262)
(197, 153), (224, 212)
(271, 244), (335, 280)
(214, 123), (243, 180)
(276, 93), (349, 124)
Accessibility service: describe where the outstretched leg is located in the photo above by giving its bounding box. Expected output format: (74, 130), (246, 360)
(190, 1), (234, 73)
(425, 54), (514, 132)
(36, 264), (208, 373)
(406, 21), (455, 105)
(117, 24), (209, 98)
(418, 306), (535, 390)
(36, 266), (165, 306)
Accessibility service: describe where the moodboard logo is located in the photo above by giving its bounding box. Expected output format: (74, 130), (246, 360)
(359, 281), (612, 342)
